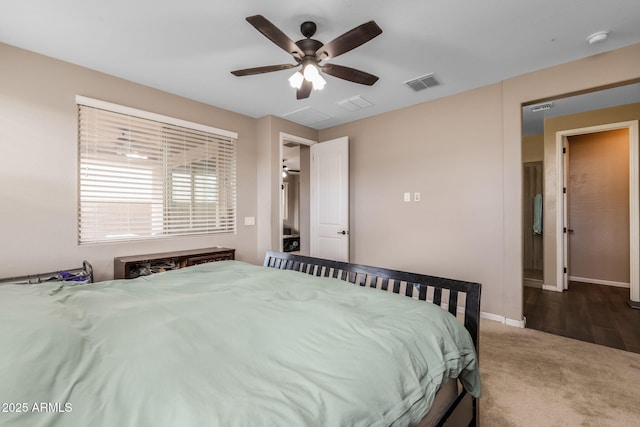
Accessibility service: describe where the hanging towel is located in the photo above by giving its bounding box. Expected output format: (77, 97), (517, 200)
(533, 193), (543, 234)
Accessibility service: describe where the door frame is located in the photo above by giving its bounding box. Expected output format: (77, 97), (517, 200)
(279, 132), (317, 253)
(555, 120), (639, 304)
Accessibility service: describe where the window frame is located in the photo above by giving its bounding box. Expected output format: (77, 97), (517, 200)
(76, 96), (238, 245)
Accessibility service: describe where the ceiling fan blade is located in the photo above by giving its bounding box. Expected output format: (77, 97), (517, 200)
(315, 21), (382, 60)
(231, 64), (297, 77)
(246, 15), (302, 58)
(320, 63), (379, 85)
(297, 80), (312, 100)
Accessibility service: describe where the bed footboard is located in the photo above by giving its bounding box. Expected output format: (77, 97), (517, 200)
(263, 250), (481, 427)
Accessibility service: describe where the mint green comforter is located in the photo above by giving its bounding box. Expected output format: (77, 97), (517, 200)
(0, 260), (480, 427)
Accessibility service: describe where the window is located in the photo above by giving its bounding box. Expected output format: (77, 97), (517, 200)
(77, 96), (237, 244)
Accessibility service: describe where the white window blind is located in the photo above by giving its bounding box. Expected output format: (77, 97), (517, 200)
(77, 97), (237, 244)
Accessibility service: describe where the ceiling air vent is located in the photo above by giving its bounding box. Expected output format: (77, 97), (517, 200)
(336, 95), (373, 112)
(282, 107), (332, 126)
(404, 73), (440, 92)
(528, 101), (554, 112)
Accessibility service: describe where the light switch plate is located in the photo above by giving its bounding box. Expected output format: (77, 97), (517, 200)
(244, 216), (255, 226)
(404, 192), (411, 202)
(414, 192), (421, 202)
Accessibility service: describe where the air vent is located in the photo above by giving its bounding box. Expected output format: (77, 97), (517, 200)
(404, 73), (441, 92)
(528, 102), (554, 112)
(336, 95), (373, 112)
(282, 107), (332, 126)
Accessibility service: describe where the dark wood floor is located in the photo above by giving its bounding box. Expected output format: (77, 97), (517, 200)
(524, 281), (640, 354)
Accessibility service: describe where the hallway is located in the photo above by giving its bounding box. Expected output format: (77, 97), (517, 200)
(524, 281), (640, 354)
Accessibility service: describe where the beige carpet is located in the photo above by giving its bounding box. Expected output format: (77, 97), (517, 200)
(479, 319), (640, 426)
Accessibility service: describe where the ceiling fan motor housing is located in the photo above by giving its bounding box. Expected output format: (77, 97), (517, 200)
(296, 38), (324, 60)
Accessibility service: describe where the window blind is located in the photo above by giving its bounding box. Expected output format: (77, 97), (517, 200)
(77, 98), (237, 244)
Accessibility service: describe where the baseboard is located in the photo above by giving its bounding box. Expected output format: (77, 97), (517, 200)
(569, 276), (630, 288)
(543, 284), (560, 291)
(505, 317), (526, 328)
(523, 278), (543, 288)
(480, 312), (504, 323)
(480, 312), (525, 328)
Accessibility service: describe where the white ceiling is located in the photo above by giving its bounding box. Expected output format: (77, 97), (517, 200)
(1, 0), (640, 130)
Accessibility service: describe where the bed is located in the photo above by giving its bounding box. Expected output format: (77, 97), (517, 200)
(0, 251), (481, 427)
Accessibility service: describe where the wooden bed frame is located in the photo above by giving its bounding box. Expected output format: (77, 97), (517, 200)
(263, 250), (481, 427)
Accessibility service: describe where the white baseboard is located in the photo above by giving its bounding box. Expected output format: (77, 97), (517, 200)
(505, 317), (526, 328)
(481, 312), (525, 328)
(569, 276), (630, 288)
(543, 284), (560, 291)
(523, 278), (543, 289)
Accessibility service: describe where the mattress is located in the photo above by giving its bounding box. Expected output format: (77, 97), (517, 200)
(0, 260), (480, 426)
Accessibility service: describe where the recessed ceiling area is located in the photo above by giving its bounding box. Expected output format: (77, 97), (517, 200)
(522, 82), (640, 136)
(1, 1), (640, 129)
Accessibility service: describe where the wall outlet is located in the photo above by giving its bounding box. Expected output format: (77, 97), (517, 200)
(244, 216), (255, 226)
(403, 192), (411, 202)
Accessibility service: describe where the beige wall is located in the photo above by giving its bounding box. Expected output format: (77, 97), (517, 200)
(3, 39), (640, 321)
(500, 44), (640, 321)
(298, 145), (311, 255)
(321, 43), (640, 321)
(255, 116), (318, 260)
(0, 42), (318, 281)
(320, 84), (506, 315)
(0, 42), (265, 281)
(543, 103), (640, 287)
(523, 134), (544, 163)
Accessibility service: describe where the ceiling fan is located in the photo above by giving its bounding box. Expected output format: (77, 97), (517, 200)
(231, 15), (382, 100)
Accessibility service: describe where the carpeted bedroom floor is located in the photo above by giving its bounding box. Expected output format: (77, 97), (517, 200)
(479, 319), (640, 426)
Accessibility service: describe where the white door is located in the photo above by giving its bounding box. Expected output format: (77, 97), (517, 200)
(310, 137), (349, 261)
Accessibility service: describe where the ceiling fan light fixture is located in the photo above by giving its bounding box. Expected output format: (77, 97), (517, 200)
(303, 64), (320, 80)
(288, 71), (304, 89)
(302, 64), (326, 90)
(312, 74), (326, 91)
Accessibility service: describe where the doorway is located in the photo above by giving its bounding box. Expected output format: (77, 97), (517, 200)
(279, 133), (315, 256)
(282, 143), (301, 253)
(524, 122), (640, 352)
(556, 121), (639, 301)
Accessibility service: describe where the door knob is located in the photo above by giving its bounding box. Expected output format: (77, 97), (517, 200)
(337, 230), (349, 235)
